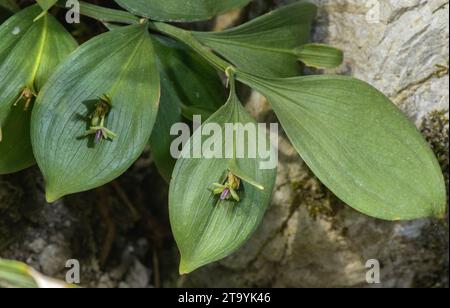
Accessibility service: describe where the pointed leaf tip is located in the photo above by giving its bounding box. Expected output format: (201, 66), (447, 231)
(45, 189), (61, 203)
(179, 258), (194, 275)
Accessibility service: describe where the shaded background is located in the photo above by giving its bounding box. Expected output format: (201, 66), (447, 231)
(0, 0), (448, 287)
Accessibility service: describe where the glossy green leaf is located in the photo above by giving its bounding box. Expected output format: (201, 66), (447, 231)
(238, 72), (446, 220)
(31, 24), (160, 202)
(193, 2), (317, 77)
(114, 0), (251, 22)
(295, 43), (344, 69)
(169, 80), (277, 273)
(150, 36), (225, 181)
(0, 5), (78, 174)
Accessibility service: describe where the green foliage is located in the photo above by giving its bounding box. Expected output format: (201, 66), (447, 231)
(237, 72), (446, 220)
(31, 24), (160, 202)
(169, 79), (276, 274)
(150, 36), (225, 181)
(0, 5), (77, 174)
(114, 0), (251, 22)
(0, 1), (446, 274)
(193, 2), (317, 77)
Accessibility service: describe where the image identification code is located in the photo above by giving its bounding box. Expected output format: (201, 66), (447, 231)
(178, 292), (271, 305)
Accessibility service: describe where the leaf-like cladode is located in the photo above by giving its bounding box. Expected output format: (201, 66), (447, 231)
(169, 79), (277, 274)
(31, 24), (160, 202)
(150, 36), (225, 181)
(238, 72), (446, 220)
(0, 5), (77, 174)
(295, 43), (344, 69)
(114, 0), (251, 22)
(193, 2), (317, 77)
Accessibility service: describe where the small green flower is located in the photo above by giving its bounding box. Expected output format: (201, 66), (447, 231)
(211, 171), (241, 202)
(83, 126), (117, 143)
(82, 94), (117, 143)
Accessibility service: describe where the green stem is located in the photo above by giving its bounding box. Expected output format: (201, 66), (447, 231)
(149, 22), (232, 72)
(57, 1), (234, 73)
